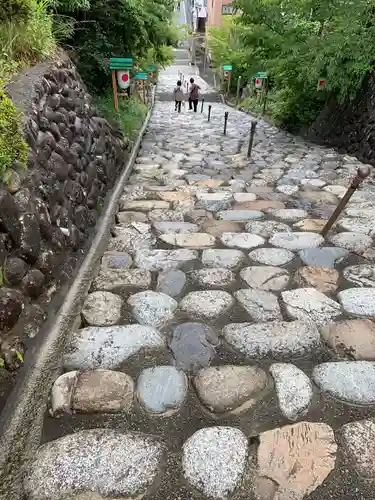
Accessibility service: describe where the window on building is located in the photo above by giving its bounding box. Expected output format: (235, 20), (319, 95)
(222, 4), (234, 14)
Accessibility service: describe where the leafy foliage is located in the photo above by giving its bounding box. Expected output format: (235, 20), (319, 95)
(210, 0), (375, 130)
(0, 0), (33, 24)
(96, 93), (147, 139)
(0, 0), (56, 81)
(55, 0), (177, 93)
(0, 90), (28, 180)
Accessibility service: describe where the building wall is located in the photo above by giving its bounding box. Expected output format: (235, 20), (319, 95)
(207, 0), (233, 29)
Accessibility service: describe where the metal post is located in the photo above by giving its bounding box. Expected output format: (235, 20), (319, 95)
(201, 98), (204, 113)
(227, 75), (230, 97)
(208, 105), (212, 122)
(223, 111), (229, 135)
(247, 120), (257, 158)
(236, 75), (242, 105)
(321, 166), (371, 237)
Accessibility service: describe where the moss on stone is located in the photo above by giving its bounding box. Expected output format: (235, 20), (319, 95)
(0, 89), (28, 181)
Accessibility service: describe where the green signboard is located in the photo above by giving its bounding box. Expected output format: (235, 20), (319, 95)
(255, 72), (267, 78)
(135, 72), (148, 80)
(146, 65), (156, 72)
(223, 65), (232, 71)
(109, 57), (133, 70)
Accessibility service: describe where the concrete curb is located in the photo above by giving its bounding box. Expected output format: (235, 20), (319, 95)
(0, 89), (156, 500)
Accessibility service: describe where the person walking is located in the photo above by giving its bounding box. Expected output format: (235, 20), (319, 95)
(173, 80), (184, 113)
(188, 77), (200, 112)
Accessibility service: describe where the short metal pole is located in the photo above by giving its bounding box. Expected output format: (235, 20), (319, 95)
(236, 75), (242, 105)
(208, 105), (212, 122)
(223, 111), (229, 135)
(321, 166), (371, 237)
(247, 120), (257, 158)
(201, 98), (204, 113)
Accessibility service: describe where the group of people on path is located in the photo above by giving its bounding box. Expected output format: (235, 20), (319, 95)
(173, 78), (201, 113)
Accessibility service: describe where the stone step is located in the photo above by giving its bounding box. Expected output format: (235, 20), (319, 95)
(23, 423), (340, 500)
(23, 429), (166, 500)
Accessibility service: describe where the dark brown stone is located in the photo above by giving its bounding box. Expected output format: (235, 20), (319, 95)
(1, 336), (25, 371)
(0, 190), (21, 245)
(13, 188), (33, 213)
(22, 269), (45, 298)
(0, 288), (24, 332)
(18, 213), (41, 263)
(4, 257), (29, 285)
(16, 304), (46, 339)
(0, 234), (8, 266)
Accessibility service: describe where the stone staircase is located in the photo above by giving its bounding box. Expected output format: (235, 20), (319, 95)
(21, 53), (375, 500)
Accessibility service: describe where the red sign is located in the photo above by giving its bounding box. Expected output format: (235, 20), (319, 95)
(121, 73), (129, 82)
(317, 79), (326, 90)
(148, 71), (153, 77)
(224, 71), (230, 80)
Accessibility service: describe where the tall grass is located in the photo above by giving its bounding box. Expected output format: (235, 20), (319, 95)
(0, 0), (56, 81)
(96, 93), (148, 140)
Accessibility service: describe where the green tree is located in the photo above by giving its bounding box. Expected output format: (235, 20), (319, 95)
(54, 0), (177, 93)
(224, 0), (375, 129)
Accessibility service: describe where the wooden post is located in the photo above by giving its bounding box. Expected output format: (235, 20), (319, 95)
(112, 70), (119, 111)
(321, 166), (371, 237)
(142, 81), (146, 104)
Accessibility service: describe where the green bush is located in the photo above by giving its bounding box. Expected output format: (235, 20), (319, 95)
(56, 0), (176, 94)
(0, 90), (28, 181)
(210, 0), (375, 130)
(0, 0), (33, 24)
(96, 93), (147, 140)
(0, 0), (56, 81)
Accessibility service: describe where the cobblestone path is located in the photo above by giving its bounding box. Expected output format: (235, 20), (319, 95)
(23, 45), (375, 500)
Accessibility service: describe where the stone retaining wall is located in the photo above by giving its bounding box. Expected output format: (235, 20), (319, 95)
(0, 55), (128, 372)
(307, 71), (375, 165)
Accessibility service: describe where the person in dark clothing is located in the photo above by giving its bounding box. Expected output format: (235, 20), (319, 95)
(173, 80), (184, 112)
(188, 77), (200, 112)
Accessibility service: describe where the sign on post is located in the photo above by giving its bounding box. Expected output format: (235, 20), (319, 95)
(117, 71), (130, 89)
(135, 72), (148, 80)
(146, 65), (156, 78)
(317, 78), (326, 90)
(223, 65), (232, 96)
(109, 57), (133, 111)
(254, 72), (267, 89)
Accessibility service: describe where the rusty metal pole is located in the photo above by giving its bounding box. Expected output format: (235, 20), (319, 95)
(208, 105), (212, 122)
(321, 166), (371, 238)
(223, 111), (229, 135)
(247, 120), (258, 159)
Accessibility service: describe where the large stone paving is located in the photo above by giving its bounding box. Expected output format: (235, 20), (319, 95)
(25, 39), (375, 500)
